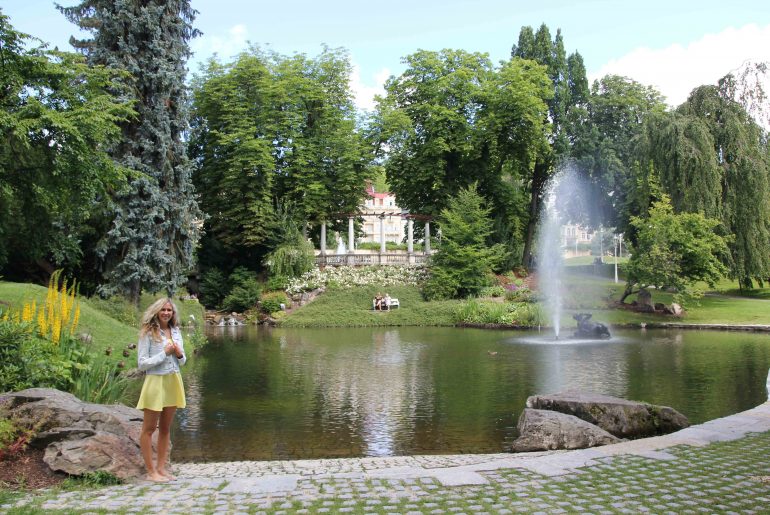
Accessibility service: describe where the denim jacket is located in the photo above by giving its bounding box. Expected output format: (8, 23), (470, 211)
(137, 326), (186, 375)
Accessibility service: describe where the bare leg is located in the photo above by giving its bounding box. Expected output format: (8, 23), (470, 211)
(141, 409), (167, 482)
(156, 406), (177, 479)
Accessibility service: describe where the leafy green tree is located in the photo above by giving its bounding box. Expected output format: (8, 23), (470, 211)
(59, 0), (203, 304)
(620, 197), (728, 304)
(0, 11), (132, 282)
(574, 75), (667, 233)
(375, 49), (551, 267)
(189, 47), (370, 271)
(634, 85), (770, 289)
(677, 86), (770, 288)
(423, 185), (507, 300)
(511, 24), (591, 265)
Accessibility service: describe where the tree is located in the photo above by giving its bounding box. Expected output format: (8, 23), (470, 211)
(620, 197), (728, 304)
(423, 184), (508, 300)
(59, 0), (203, 303)
(574, 75), (667, 234)
(677, 86), (770, 289)
(189, 47), (371, 272)
(375, 49), (551, 267)
(633, 85), (770, 289)
(511, 24), (590, 266)
(0, 11), (132, 283)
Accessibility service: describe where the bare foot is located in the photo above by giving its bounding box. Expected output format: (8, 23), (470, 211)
(147, 472), (169, 482)
(159, 469), (176, 481)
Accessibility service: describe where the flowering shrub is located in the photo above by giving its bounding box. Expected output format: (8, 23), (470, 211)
(286, 266), (428, 295)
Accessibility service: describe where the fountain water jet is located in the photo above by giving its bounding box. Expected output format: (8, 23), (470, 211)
(536, 183), (564, 338)
(535, 167), (591, 339)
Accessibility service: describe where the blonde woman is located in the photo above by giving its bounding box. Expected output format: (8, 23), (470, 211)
(136, 297), (186, 482)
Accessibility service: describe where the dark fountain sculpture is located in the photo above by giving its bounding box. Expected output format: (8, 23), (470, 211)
(573, 313), (611, 339)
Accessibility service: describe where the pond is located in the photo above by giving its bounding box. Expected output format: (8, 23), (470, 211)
(171, 326), (770, 462)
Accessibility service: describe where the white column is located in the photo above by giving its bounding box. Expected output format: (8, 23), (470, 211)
(407, 219), (414, 254)
(379, 216), (386, 253)
(348, 217), (355, 253)
(424, 221), (431, 254)
(320, 222), (327, 255)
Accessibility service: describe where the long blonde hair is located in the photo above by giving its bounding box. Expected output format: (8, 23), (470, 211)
(139, 297), (180, 340)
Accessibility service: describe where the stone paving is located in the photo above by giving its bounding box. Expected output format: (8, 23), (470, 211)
(3, 402), (770, 514)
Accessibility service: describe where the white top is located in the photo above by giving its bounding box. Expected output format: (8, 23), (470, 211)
(137, 326), (186, 375)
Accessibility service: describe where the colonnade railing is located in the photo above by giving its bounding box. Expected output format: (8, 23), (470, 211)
(315, 253), (430, 267)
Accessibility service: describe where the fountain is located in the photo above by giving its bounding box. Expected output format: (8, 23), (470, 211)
(336, 234), (346, 254)
(535, 167), (611, 341)
(535, 172), (566, 339)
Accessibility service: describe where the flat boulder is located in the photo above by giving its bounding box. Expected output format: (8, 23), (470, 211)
(511, 408), (620, 452)
(526, 390), (689, 438)
(0, 388), (148, 480)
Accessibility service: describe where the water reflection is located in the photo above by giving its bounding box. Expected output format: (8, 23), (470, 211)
(170, 326), (770, 462)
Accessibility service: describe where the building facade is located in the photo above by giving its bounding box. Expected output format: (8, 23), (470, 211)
(360, 184), (407, 244)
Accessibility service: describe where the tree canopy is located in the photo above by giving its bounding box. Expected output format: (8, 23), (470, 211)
(0, 11), (132, 283)
(189, 46), (372, 272)
(621, 196), (729, 303)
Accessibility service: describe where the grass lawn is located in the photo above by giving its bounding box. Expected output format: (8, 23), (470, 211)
(282, 271), (770, 329)
(281, 284), (462, 327)
(561, 272), (770, 326)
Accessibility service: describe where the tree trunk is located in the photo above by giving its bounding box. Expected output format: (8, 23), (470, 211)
(619, 282), (635, 304)
(522, 160), (550, 268)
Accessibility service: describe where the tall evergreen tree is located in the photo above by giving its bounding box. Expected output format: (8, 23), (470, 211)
(59, 0), (202, 303)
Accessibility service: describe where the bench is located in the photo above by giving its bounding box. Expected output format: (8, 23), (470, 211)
(372, 298), (400, 310)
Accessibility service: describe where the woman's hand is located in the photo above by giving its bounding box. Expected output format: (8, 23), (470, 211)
(164, 342), (176, 355)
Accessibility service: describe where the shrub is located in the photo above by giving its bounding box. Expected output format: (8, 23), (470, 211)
(480, 285), (506, 297)
(266, 275), (289, 292)
(504, 284), (535, 303)
(85, 295), (137, 326)
(222, 267), (262, 312)
(260, 291), (289, 314)
(454, 299), (546, 326)
(357, 241), (408, 251)
(286, 266), (428, 295)
(199, 268), (229, 308)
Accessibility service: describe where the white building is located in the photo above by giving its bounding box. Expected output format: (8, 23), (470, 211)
(561, 224), (594, 258)
(360, 184), (406, 244)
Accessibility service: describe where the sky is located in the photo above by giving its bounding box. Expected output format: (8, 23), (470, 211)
(3, 0), (770, 111)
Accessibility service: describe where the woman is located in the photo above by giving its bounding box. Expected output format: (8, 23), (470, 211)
(136, 297), (186, 482)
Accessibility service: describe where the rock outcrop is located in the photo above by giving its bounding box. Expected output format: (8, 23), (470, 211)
(1, 388), (149, 479)
(525, 390), (689, 439)
(511, 408), (621, 452)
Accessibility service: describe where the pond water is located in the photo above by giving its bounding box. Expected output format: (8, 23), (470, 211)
(170, 326), (770, 462)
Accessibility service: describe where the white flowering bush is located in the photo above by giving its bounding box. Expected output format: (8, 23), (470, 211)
(286, 266), (428, 295)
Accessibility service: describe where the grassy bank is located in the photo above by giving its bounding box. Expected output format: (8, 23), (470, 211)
(0, 281), (205, 361)
(281, 272), (770, 329)
(281, 285), (462, 327)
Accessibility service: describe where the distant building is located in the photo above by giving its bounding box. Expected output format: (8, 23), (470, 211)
(561, 224), (594, 258)
(361, 184), (406, 244)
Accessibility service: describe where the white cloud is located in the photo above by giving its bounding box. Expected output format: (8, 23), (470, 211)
(190, 24), (250, 68)
(350, 64), (391, 112)
(591, 23), (770, 107)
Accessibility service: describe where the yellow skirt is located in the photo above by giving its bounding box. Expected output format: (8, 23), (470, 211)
(136, 373), (186, 411)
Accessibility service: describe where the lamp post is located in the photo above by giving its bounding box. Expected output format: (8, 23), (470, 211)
(614, 234), (618, 283)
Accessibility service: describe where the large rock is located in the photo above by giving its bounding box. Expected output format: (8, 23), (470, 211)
(0, 388), (149, 479)
(511, 408), (621, 452)
(526, 390), (689, 438)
